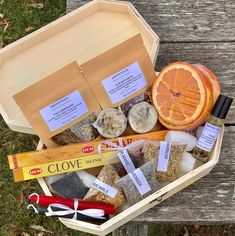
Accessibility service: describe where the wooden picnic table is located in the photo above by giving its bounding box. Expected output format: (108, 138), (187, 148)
(68, 0), (235, 235)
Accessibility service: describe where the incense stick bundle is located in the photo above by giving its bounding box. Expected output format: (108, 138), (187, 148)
(8, 130), (167, 169)
(13, 152), (115, 182)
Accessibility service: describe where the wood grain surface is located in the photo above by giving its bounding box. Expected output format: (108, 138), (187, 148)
(66, 0), (235, 233)
(67, 0), (235, 124)
(133, 126), (235, 224)
(67, 0), (235, 42)
(121, 0), (235, 42)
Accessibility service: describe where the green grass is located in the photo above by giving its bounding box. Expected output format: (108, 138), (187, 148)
(0, 0), (66, 46)
(0, 116), (78, 236)
(0, 0), (81, 235)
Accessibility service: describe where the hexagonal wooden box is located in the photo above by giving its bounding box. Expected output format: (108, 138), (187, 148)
(0, 1), (224, 235)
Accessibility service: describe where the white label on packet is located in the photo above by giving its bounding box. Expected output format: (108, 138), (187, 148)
(196, 122), (221, 152)
(92, 178), (118, 198)
(157, 141), (171, 172)
(128, 168), (151, 196)
(40, 91), (88, 131)
(101, 62), (147, 104)
(117, 150), (136, 173)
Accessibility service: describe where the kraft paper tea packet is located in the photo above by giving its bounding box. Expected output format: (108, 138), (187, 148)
(143, 141), (186, 182)
(116, 160), (158, 205)
(80, 34), (156, 109)
(83, 165), (126, 213)
(108, 139), (145, 177)
(13, 62), (101, 147)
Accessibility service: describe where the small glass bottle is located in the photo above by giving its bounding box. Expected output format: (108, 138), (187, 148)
(192, 95), (233, 163)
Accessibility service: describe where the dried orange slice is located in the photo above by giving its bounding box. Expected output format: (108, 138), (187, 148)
(152, 62), (213, 130)
(193, 64), (220, 105)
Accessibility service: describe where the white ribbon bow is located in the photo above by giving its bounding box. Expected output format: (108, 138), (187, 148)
(98, 138), (146, 154)
(45, 199), (105, 220)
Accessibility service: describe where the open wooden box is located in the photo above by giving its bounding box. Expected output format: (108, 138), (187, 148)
(37, 127), (224, 235)
(0, 0), (225, 235)
(0, 0), (159, 134)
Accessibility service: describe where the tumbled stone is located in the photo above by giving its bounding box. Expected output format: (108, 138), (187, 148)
(180, 152), (197, 173)
(164, 130), (197, 151)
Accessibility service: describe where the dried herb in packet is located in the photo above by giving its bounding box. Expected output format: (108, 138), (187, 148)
(51, 113), (99, 145)
(108, 139), (145, 177)
(143, 141), (186, 182)
(116, 160), (158, 205)
(83, 165), (126, 213)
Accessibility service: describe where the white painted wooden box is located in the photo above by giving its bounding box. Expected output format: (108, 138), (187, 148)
(0, 0), (224, 235)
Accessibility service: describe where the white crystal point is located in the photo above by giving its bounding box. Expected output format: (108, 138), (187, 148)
(76, 170), (96, 188)
(164, 130), (197, 151)
(180, 152), (197, 173)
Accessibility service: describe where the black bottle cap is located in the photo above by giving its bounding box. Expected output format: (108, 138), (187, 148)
(211, 95), (233, 119)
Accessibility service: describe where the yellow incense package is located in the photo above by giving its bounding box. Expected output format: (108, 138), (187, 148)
(13, 152), (116, 182)
(8, 130), (167, 169)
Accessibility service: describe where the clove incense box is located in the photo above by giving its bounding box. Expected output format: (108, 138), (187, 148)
(13, 151), (116, 182)
(8, 130), (167, 169)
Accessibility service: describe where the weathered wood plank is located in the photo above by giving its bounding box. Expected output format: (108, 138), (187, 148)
(112, 224), (148, 236)
(66, 0), (235, 42)
(132, 126), (235, 224)
(66, 1), (235, 124)
(155, 42), (235, 124)
(67, 0), (90, 13)
(66, 0), (235, 227)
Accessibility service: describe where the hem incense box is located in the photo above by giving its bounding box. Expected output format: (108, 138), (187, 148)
(13, 151), (116, 182)
(8, 130), (167, 169)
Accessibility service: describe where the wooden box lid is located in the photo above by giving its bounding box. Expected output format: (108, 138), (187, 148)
(0, 0), (159, 134)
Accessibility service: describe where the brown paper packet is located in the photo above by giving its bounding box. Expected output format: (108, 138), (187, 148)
(14, 62), (101, 146)
(80, 34), (156, 109)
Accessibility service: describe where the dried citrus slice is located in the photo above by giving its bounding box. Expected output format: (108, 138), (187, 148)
(158, 81), (213, 130)
(193, 64), (220, 105)
(152, 62), (213, 129)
